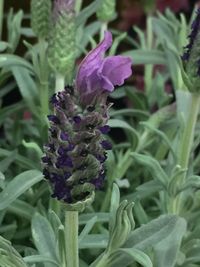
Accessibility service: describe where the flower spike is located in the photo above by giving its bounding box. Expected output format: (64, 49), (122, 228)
(42, 31), (132, 211)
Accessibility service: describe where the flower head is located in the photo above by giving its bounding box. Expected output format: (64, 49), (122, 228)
(43, 31), (132, 211)
(76, 31), (132, 106)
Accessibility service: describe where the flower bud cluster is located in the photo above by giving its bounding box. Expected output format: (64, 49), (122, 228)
(48, 0), (76, 79)
(97, 0), (116, 22)
(42, 86), (112, 208)
(31, 0), (52, 39)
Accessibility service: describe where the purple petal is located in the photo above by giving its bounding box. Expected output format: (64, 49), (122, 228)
(76, 31), (112, 91)
(98, 56), (132, 92)
(101, 140), (112, 150)
(99, 125), (110, 134)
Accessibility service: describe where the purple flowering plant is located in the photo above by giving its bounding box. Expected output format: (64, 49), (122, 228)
(1, 1), (200, 267)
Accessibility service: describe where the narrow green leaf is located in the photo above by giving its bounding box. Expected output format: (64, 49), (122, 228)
(79, 234), (108, 249)
(131, 152), (168, 186)
(116, 248), (153, 267)
(0, 148), (38, 169)
(0, 54), (34, 71)
(32, 213), (58, 266)
(79, 216), (97, 243)
(8, 199), (35, 220)
(11, 66), (37, 106)
(0, 170), (43, 210)
(23, 255), (59, 266)
(76, 0), (102, 26)
(122, 50), (166, 65)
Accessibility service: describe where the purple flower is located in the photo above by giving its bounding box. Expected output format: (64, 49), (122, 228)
(76, 31), (132, 105)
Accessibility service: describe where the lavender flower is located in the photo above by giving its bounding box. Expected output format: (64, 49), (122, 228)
(182, 8), (200, 81)
(76, 31), (132, 106)
(43, 31), (132, 210)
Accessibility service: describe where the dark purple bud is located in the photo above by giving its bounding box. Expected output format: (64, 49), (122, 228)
(99, 125), (110, 134)
(58, 146), (68, 155)
(42, 156), (52, 165)
(96, 154), (107, 163)
(50, 173), (61, 182)
(44, 143), (55, 152)
(43, 168), (50, 179)
(67, 143), (75, 151)
(92, 171), (106, 189)
(50, 94), (59, 105)
(101, 140), (112, 150)
(73, 115), (82, 124)
(60, 132), (69, 141)
(64, 172), (71, 179)
(48, 115), (60, 124)
(56, 155), (73, 168)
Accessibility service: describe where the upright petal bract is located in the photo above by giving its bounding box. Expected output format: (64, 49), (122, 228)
(98, 55), (133, 92)
(76, 31), (132, 106)
(76, 31), (112, 92)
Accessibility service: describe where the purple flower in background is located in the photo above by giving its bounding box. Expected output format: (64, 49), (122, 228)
(76, 31), (132, 105)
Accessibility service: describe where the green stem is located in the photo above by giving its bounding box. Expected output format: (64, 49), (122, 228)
(38, 39), (49, 116)
(75, 0), (82, 14)
(171, 93), (200, 214)
(65, 211), (79, 267)
(55, 73), (65, 93)
(178, 94), (200, 168)
(144, 16), (153, 95)
(0, 0), (4, 40)
(40, 82), (49, 116)
(100, 22), (107, 42)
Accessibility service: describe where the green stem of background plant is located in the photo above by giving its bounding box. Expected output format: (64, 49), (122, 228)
(100, 22), (107, 42)
(75, 0), (82, 14)
(65, 211), (79, 267)
(0, 0), (4, 40)
(144, 16), (153, 95)
(171, 93), (200, 214)
(39, 39), (49, 116)
(55, 73), (65, 93)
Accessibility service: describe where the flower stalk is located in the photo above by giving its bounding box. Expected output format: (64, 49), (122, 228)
(171, 93), (200, 214)
(169, 8), (200, 214)
(55, 73), (65, 93)
(65, 211), (79, 267)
